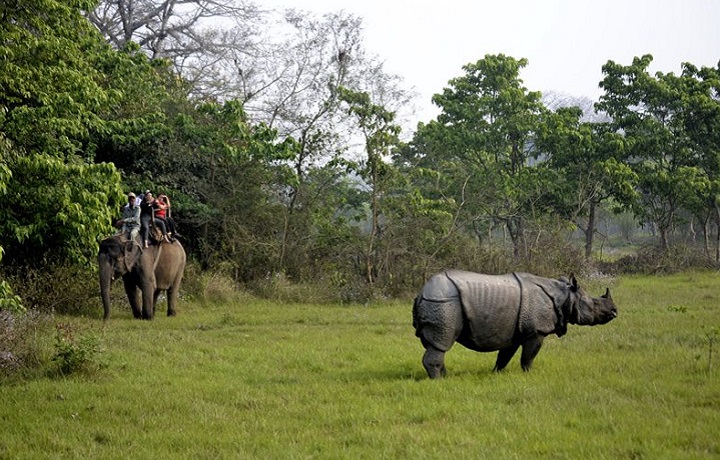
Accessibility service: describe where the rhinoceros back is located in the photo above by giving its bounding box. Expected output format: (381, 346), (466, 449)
(415, 270), (522, 352)
(444, 270), (522, 350)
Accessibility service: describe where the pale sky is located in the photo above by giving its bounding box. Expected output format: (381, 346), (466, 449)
(261, 0), (719, 122)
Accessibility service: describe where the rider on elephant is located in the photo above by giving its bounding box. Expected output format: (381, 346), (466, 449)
(140, 191), (171, 247)
(115, 192), (141, 242)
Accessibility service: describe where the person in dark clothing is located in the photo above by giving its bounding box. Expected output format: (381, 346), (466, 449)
(140, 191), (170, 247)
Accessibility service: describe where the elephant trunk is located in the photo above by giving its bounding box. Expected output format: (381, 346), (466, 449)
(99, 254), (114, 320)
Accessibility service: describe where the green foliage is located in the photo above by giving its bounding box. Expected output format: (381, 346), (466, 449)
(3, 262), (101, 315)
(161, 100), (292, 276)
(91, 43), (176, 170)
(51, 322), (104, 376)
(338, 86), (402, 285)
(0, 0), (125, 268)
(2, 0), (719, 301)
(0, 133), (23, 314)
(0, 246), (24, 314)
(598, 55), (720, 250)
(411, 54), (550, 260)
(0, 0), (107, 158)
(0, 280), (24, 315)
(0, 152), (122, 266)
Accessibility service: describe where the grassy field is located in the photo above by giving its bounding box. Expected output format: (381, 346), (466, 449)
(1, 272), (719, 459)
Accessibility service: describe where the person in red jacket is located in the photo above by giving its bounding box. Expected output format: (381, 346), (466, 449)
(140, 191), (170, 247)
(155, 194), (179, 241)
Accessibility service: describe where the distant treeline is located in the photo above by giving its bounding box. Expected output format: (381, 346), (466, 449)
(1, 1), (719, 309)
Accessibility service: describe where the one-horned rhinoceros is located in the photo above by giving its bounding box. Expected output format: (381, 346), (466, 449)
(412, 270), (617, 378)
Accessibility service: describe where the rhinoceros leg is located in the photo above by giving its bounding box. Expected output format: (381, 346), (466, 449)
(520, 335), (545, 371)
(493, 343), (521, 372)
(422, 345), (447, 379)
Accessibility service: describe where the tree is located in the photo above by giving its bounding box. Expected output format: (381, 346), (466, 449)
(338, 87), (401, 285)
(234, 11), (362, 273)
(223, 9), (413, 280)
(597, 55), (712, 250)
(87, 0), (262, 98)
(410, 54), (549, 260)
(0, 0), (124, 267)
(677, 62), (720, 258)
(536, 107), (636, 259)
(144, 99), (294, 277)
(0, 133), (24, 313)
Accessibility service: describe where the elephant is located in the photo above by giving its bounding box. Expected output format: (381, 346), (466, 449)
(98, 234), (186, 320)
(412, 270), (617, 378)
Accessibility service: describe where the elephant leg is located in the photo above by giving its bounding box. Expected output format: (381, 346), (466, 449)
(520, 335), (545, 371)
(166, 285), (177, 317)
(422, 345), (447, 379)
(494, 343), (521, 372)
(141, 286), (155, 320)
(123, 282), (142, 319)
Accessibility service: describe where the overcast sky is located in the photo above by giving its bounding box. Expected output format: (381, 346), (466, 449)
(261, 0), (719, 122)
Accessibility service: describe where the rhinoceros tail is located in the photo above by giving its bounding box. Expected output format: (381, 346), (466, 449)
(412, 296), (421, 336)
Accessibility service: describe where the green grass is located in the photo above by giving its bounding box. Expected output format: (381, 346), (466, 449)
(2, 273), (720, 459)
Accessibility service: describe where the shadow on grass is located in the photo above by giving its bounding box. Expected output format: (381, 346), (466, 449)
(336, 363), (499, 383)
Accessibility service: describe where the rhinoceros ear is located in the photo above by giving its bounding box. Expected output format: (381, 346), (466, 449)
(569, 273), (579, 292)
(604, 288), (612, 299)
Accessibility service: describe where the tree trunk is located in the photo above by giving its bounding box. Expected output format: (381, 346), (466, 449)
(659, 225), (670, 250)
(507, 218), (527, 261)
(702, 214), (711, 257)
(584, 199), (597, 260)
(366, 159), (379, 285)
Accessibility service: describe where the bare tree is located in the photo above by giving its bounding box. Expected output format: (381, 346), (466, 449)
(217, 9), (415, 270)
(86, 0), (263, 97)
(542, 90), (609, 123)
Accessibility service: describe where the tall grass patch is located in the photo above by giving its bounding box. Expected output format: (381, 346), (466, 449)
(1, 272), (719, 458)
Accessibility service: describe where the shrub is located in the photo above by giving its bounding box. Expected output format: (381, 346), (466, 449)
(247, 271), (345, 304)
(0, 309), (55, 380)
(0, 280), (25, 314)
(602, 244), (718, 275)
(3, 263), (100, 316)
(51, 322), (105, 376)
(182, 261), (240, 303)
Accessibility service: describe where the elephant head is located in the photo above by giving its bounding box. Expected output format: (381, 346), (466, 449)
(98, 235), (142, 320)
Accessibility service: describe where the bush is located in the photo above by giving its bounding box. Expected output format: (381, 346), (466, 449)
(0, 309), (55, 380)
(602, 244), (718, 275)
(0, 280), (25, 314)
(2, 263), (100, 316)
(247, 271), (347, 304)
(51, 322), (105, 376)
(181, 260), (258, 306)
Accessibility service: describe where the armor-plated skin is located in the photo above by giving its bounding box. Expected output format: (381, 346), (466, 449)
(412, 270), (617, 378)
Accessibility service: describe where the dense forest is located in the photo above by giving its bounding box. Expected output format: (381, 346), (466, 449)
(1, 0), (720, 313)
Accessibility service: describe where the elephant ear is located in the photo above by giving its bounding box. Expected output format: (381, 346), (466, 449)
(123, 240), (141, 272)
